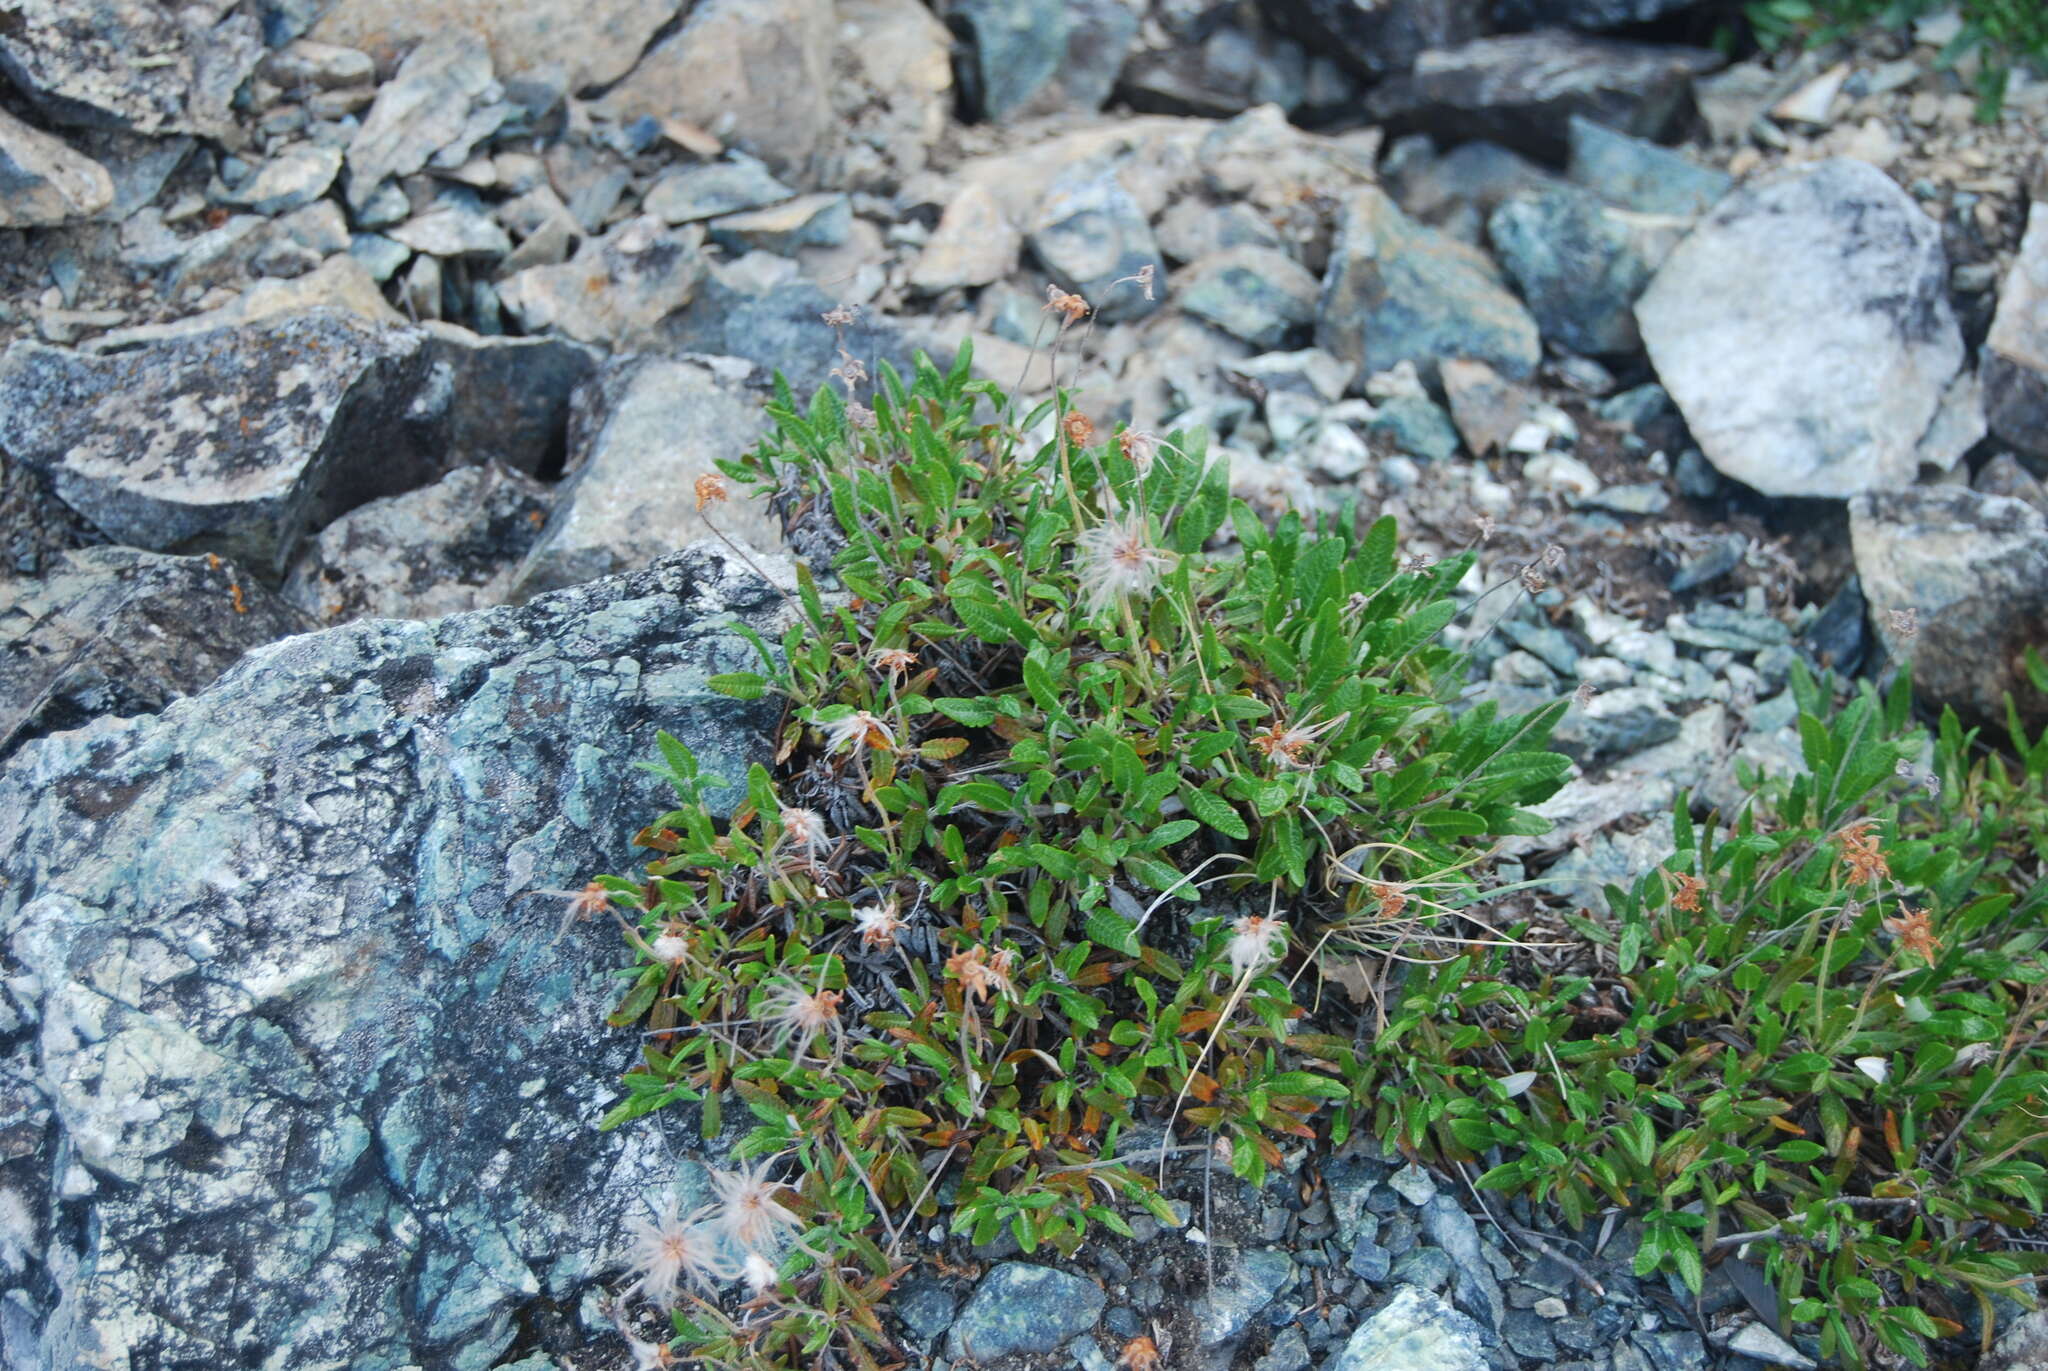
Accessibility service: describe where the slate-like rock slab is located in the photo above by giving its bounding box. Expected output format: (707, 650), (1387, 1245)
(1317, 187), (1540, 386)
(640, 157), (795, 226)
(343, 28), (501, 210)
(0, 543), (782, 1371)
(0, 108), (114, 227)
(0, 311), (595, 577)
(953, 0), (1139, 120)
(0, 547), (312, 762)
(1566, 114), (1731, 217)
(1265, 0), (1487, 79)
(594, 0), (835, 184)
(1495, 0), (1706, 29)
(499, 217), (706, 349)
(1635, 160), (1964, 499)
(946, 1263), (1106, 1360)
(0, 0), (263, 142)
(310, 0), (679, 92)
(1850, 486), (2048, 729)
(1489, 184), (1677, 355)
(1179, 246), (1320, 349)
(1364, 32), (1722, 163)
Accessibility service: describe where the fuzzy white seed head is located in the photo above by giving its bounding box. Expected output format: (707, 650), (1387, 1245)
(854, 899), (904, 950)
(1227, 915), (1287, 980)
(649, 932), (691, 965)
(778, 806), (829, 862)
(1075, 512), (1175, 616)
(764, 977), (842, 1059)
(623, 1192), (723, 1309)
(821, 709), (895, 757)
(741, 1250), (781, 1297)
(708, 1157), (806, 1251)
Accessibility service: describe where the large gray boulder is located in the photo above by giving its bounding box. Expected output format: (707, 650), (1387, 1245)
(0, 543), (784, 1371)
(952, 0), (1139, 121)
(0, 311), (594, 578)
(1636, 160), (1966, 499)
(1850, 486), (2048, 729)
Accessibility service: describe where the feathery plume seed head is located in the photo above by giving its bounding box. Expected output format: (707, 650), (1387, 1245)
(869, 646), (919, 676)
(537, 881), (612, 944)
(1074, 511), (1175, 616)
(820, 709), (895, 757)
(623, 1192), (723, 1309)
(854, 898), (904, 950)
(694, 473), (729, 511)
(707, 1157), (805, 1251)
(764, 977), (842, 1058)
(777, 806), (828, 862)
(741, 1250), (781, 1297)
(1118, 428), (1159, 475)
(1227, 914), (1287, 980)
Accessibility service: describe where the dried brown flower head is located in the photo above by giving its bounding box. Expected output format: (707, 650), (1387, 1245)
(1668, 872), (1705, 913)
(1044, 284), (1090, 326)
(1884, 905), (1940, 964)
(1886, 606), (1919, 640)
(819, 304), (858, 329)
(869, 646), (919, 675)
(1119, 1337), (1162, 1371)
(694, 473), (729, 511)
(947, 943), (1015, 1004)
(1062, 410), (1096, 448)
(1838, 821), (1891, 887)
(1369, 881), (1409, 921)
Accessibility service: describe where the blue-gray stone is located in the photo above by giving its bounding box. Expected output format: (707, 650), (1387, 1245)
(0, 542), (784, 1369)
(1422, 1194), (1505, 1332)
(1368, 394), (1461, 461)
(641, 156), (795, 224)
(1328, 1285), (1489, 1371)
(1553, 685), (1680, 766)
(1670, 534), (1745, 593)
(1194, 1248), (1296, 1346)
(1028, 163), (1166, 324)
(1179, 246), (1320, 349)
(892, 1273), (962, 1342)
(1567, 115), (1733, 217)
(1579, 482), (1671, 516)
(946, 1263), (1107, 1361)
(1255, 1326), (1312, 1371)
(1503, 1307), (1559, 1361)
(953, 0), (1137, 120)
(1349, 1228), (1392, 1284)
(1390, 1245), (1455, 1292)
(1489, 184), (1661, 356)
(1597, 382), (1671, 430)
(1318, 187), (1539, 386)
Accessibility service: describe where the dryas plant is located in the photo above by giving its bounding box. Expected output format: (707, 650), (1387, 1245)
(588, 340), (1573, 1365)
(1361, 659), (2048, 1369)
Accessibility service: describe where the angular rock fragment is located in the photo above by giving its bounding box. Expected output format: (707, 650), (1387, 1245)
(640, 157), (795, 226)
(1029, 164), (1168, 325)
(1984, 201), (2048, 461)
(0, 547), (312, 761)
(946, 1264), (1107, 1361)
(512, 357), (778, 601)
(1566, 114), (1731, 217)
(311, 0), (679, 92)
(0, 108), (115, 227)
(1330, 1285), (1490, 1371)
(952, 0), (1139, 120)
(284, 462), (551, 622)
(1265, 0), (1488, 80)
(498, 217), (706, 349)
(909, 184), (1020, 292)
(343, 29), (500, 211)
(0, 312), (594, 576)
(1635, 160), (1964, 498)
(0, 0), (264, 142)
(1317, 188), (1540, 385)
(0, 543), (783, 1371)
(1489, 185), (1678, 355)
(1851, 486), (2048, 729)
(1364, 32), (1722, 164)
(1178, 246), (1320, 349)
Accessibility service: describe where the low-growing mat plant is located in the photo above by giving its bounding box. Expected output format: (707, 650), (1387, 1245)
(1746, 0), (2048, 118)
(574, 315), (2048, 1369)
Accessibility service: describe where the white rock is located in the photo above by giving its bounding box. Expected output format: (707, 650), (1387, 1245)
(1726, 1321), (1817, 1368)
(1636, 160), (1964, 498)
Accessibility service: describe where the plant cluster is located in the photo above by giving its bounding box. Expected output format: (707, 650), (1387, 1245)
(1747, 0), (2048, 117)
(574, 323), (2048, 1370)
(584, 330), (1572, 1366)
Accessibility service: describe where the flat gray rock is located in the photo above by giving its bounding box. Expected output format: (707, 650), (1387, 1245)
(498, 217), (706, 349)
(1636, 159), (1964, 499)
(1566, 115), (1731, 217)
(1265, 0), (1486, 80)
(0, 0), (263, 142)
(1851, 486), (2048, 729)
(343, 29), (500, 211)
(945, 1263), (1106, 1360)
(640, 157), (795, 225)
(1194, 1248), (1296, 1346)
(513, 356), (780, 601)
(1495, 0), (1704, 29)
(952, 0), (1138, 120)
(1317, 186), (1540, 386)
(1489, 184), (1678, 356)
(311, 0), (679, 92)
(0, 546), (312, 762)
(706, 192), (851, 256)
(1178, 246), (1321, 349)
(0, 312), (595, 577)
(224, 141), (342, 215)
(0, 107), (114, 226)
(0, 543), (782, 1371)
(1364, 32), (1722, 164)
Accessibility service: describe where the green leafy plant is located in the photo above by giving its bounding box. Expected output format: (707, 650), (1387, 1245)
(583, 330), (1572, 1365)
(1359, 659), (2048, 1368)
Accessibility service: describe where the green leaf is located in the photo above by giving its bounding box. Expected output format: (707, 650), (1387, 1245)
(1181, 786), (1250, 840)
(708, 672), (770, 700)
(933, 696), (998, 726)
